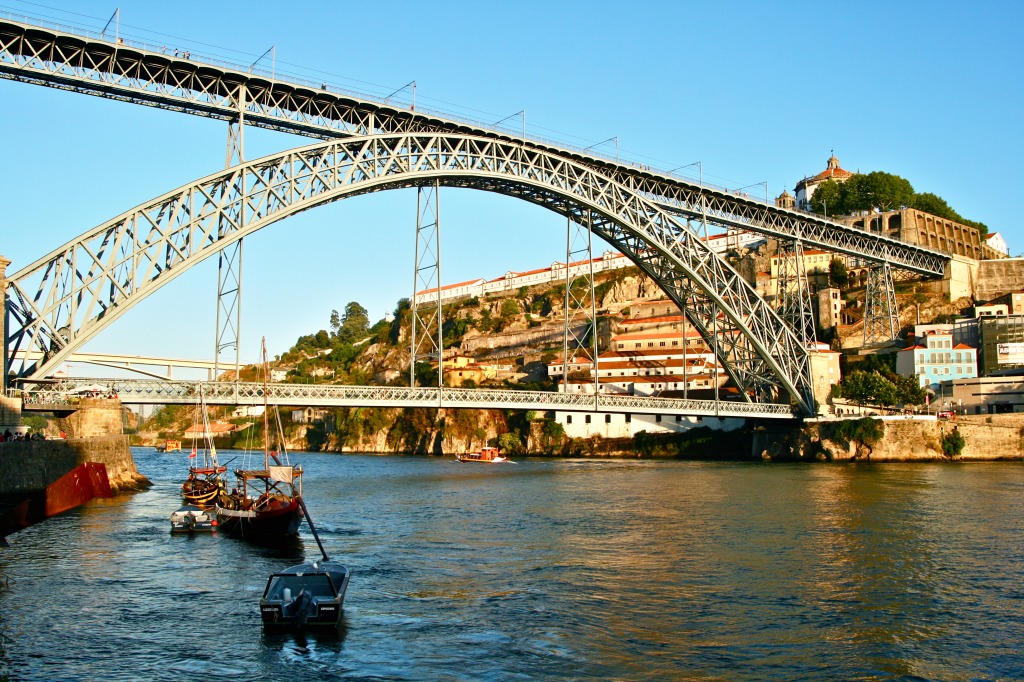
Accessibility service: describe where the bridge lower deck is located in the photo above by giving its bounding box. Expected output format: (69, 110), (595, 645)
(14, 379), (798, 420)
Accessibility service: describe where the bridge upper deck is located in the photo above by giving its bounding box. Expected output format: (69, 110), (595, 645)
(0, 16), (947, 276)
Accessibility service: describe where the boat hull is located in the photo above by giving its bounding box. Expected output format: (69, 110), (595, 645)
(455, 455), (509, 463)
(170, 505), (216, 533)
(215, 497), (302, 541)
(260, 561), (350, 630)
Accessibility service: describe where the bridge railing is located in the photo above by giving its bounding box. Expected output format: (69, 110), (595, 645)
(11, 379), (799, 419)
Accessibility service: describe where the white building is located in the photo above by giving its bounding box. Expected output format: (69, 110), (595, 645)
(896, 330), (978, 389)
(794, 154), (854, 210)
(556, 410), (745, 439)
(986, 232), (1009, 256)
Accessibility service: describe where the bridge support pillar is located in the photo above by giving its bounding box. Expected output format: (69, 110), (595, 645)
(775, 239), (816, 348)
(214, 86), (246, 381)
(411, 181), (443, 391)
(1, 254), (9, 391)
(863, 262), (900, 346)
(562, 212), (598, 401)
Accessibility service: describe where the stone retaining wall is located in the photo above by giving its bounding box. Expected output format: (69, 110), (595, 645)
(760, 417), (1024, 463)
(0, 435), (150, 496)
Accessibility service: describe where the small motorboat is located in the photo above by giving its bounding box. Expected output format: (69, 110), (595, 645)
(170, 505), (216, 533)
(455, 446), (509, 463)
(260, 497), (349, 630)
(259, 560), (350, 630)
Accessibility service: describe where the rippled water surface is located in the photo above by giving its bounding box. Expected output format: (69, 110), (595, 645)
(1, 450), (1023, 680)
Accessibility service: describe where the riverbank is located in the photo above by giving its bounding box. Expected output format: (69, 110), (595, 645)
(754, 413), (1024, 463)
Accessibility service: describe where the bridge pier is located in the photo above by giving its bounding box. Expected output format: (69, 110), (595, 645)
(1, 254), (9, 391)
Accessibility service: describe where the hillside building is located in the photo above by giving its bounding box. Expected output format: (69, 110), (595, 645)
(986, 232), (1009, 257)
(794, 154), (854, 210)
(977, 315), (1024, 376)
(836, 208), (986, 260)
(896, 330), (978, 389)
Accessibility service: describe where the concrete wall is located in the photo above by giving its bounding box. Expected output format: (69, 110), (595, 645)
(977, 258), (1024, 301)
(0, 435), (149, 495)
(57, 397), (124, 438)
(0, 396), (22, 430)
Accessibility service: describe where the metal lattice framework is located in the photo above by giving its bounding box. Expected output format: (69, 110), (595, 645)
(775, 240), (817, 348)
(214, 86), (246, 379)
(14, 378), (797, 419)
(863, 264), (901, 346)
(4, 134), (815, 413)
(562, 212), (598, 395)
(411, 181), (443, 387)
(0, 17), (948, 276)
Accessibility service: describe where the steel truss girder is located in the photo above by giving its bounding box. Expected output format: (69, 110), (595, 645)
(0, 18), (947, 276)
(15, 378), (797, 419)
(775, 240), (817, 348)
(5, 133), (814, 414)
(563, 212), (597, 374)
(411, 182), (442, 385)
(863, 263), (901, 346)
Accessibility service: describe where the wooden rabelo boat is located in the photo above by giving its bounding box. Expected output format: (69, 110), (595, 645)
(215, 339), (303, 542)
(180, 389), (226, 507)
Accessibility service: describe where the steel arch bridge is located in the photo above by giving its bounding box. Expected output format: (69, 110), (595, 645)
(0, 16), (948, 274)
(6, 133), (815, 413)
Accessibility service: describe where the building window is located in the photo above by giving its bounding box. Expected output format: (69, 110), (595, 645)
(566, 415), (572, 424)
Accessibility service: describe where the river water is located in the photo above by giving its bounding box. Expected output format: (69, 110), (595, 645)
(1, 449), (1022, 681)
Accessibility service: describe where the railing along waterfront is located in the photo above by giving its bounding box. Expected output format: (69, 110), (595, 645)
(12, 380), (798, 419)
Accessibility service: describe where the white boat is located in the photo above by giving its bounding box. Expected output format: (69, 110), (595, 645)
(170, 505), (216, 533)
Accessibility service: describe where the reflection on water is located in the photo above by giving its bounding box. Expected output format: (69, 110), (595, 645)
(0, 451), (1022, 680)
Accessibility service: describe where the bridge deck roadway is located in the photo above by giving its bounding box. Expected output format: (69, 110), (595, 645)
(0, 16), (947, 276)
(14, 380), (798, 420)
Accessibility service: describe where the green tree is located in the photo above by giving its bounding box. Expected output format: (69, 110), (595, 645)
(828, 258), (849, 288)
(837, 370), (897, 406)
(854, 171), (916, 212)
(941, 429), (966, 458)
(336, 302), (369, 343)
(830, 417), (884, 449)
(500, 298), (519, 320)
(497, 431), (523, 455)
(810, 179), (844, 216)
(912, 192), (956, 220)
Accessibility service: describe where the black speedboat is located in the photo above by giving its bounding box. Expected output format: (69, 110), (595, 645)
(259, 560), (350, 629)
(259, 497), (349, 630)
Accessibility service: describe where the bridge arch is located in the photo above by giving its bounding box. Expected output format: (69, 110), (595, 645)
(5, 134), (813, 413)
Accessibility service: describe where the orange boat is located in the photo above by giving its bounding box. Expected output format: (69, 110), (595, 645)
(157, 439), (182, 453)
(455, 446), (508, 463)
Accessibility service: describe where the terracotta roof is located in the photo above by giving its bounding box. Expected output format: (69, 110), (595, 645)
(953, 343), (976, 350)
(795, 155), (854, 190)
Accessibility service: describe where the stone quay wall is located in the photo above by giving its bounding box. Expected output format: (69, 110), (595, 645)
(756, 415), (1024, 463)
(0, 434), (150, 496)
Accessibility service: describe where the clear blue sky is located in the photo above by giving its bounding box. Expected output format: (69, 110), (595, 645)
(1, 0), (1021, 372)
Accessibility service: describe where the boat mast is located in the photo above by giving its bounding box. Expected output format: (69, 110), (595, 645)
(261, 337), (272, 469)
